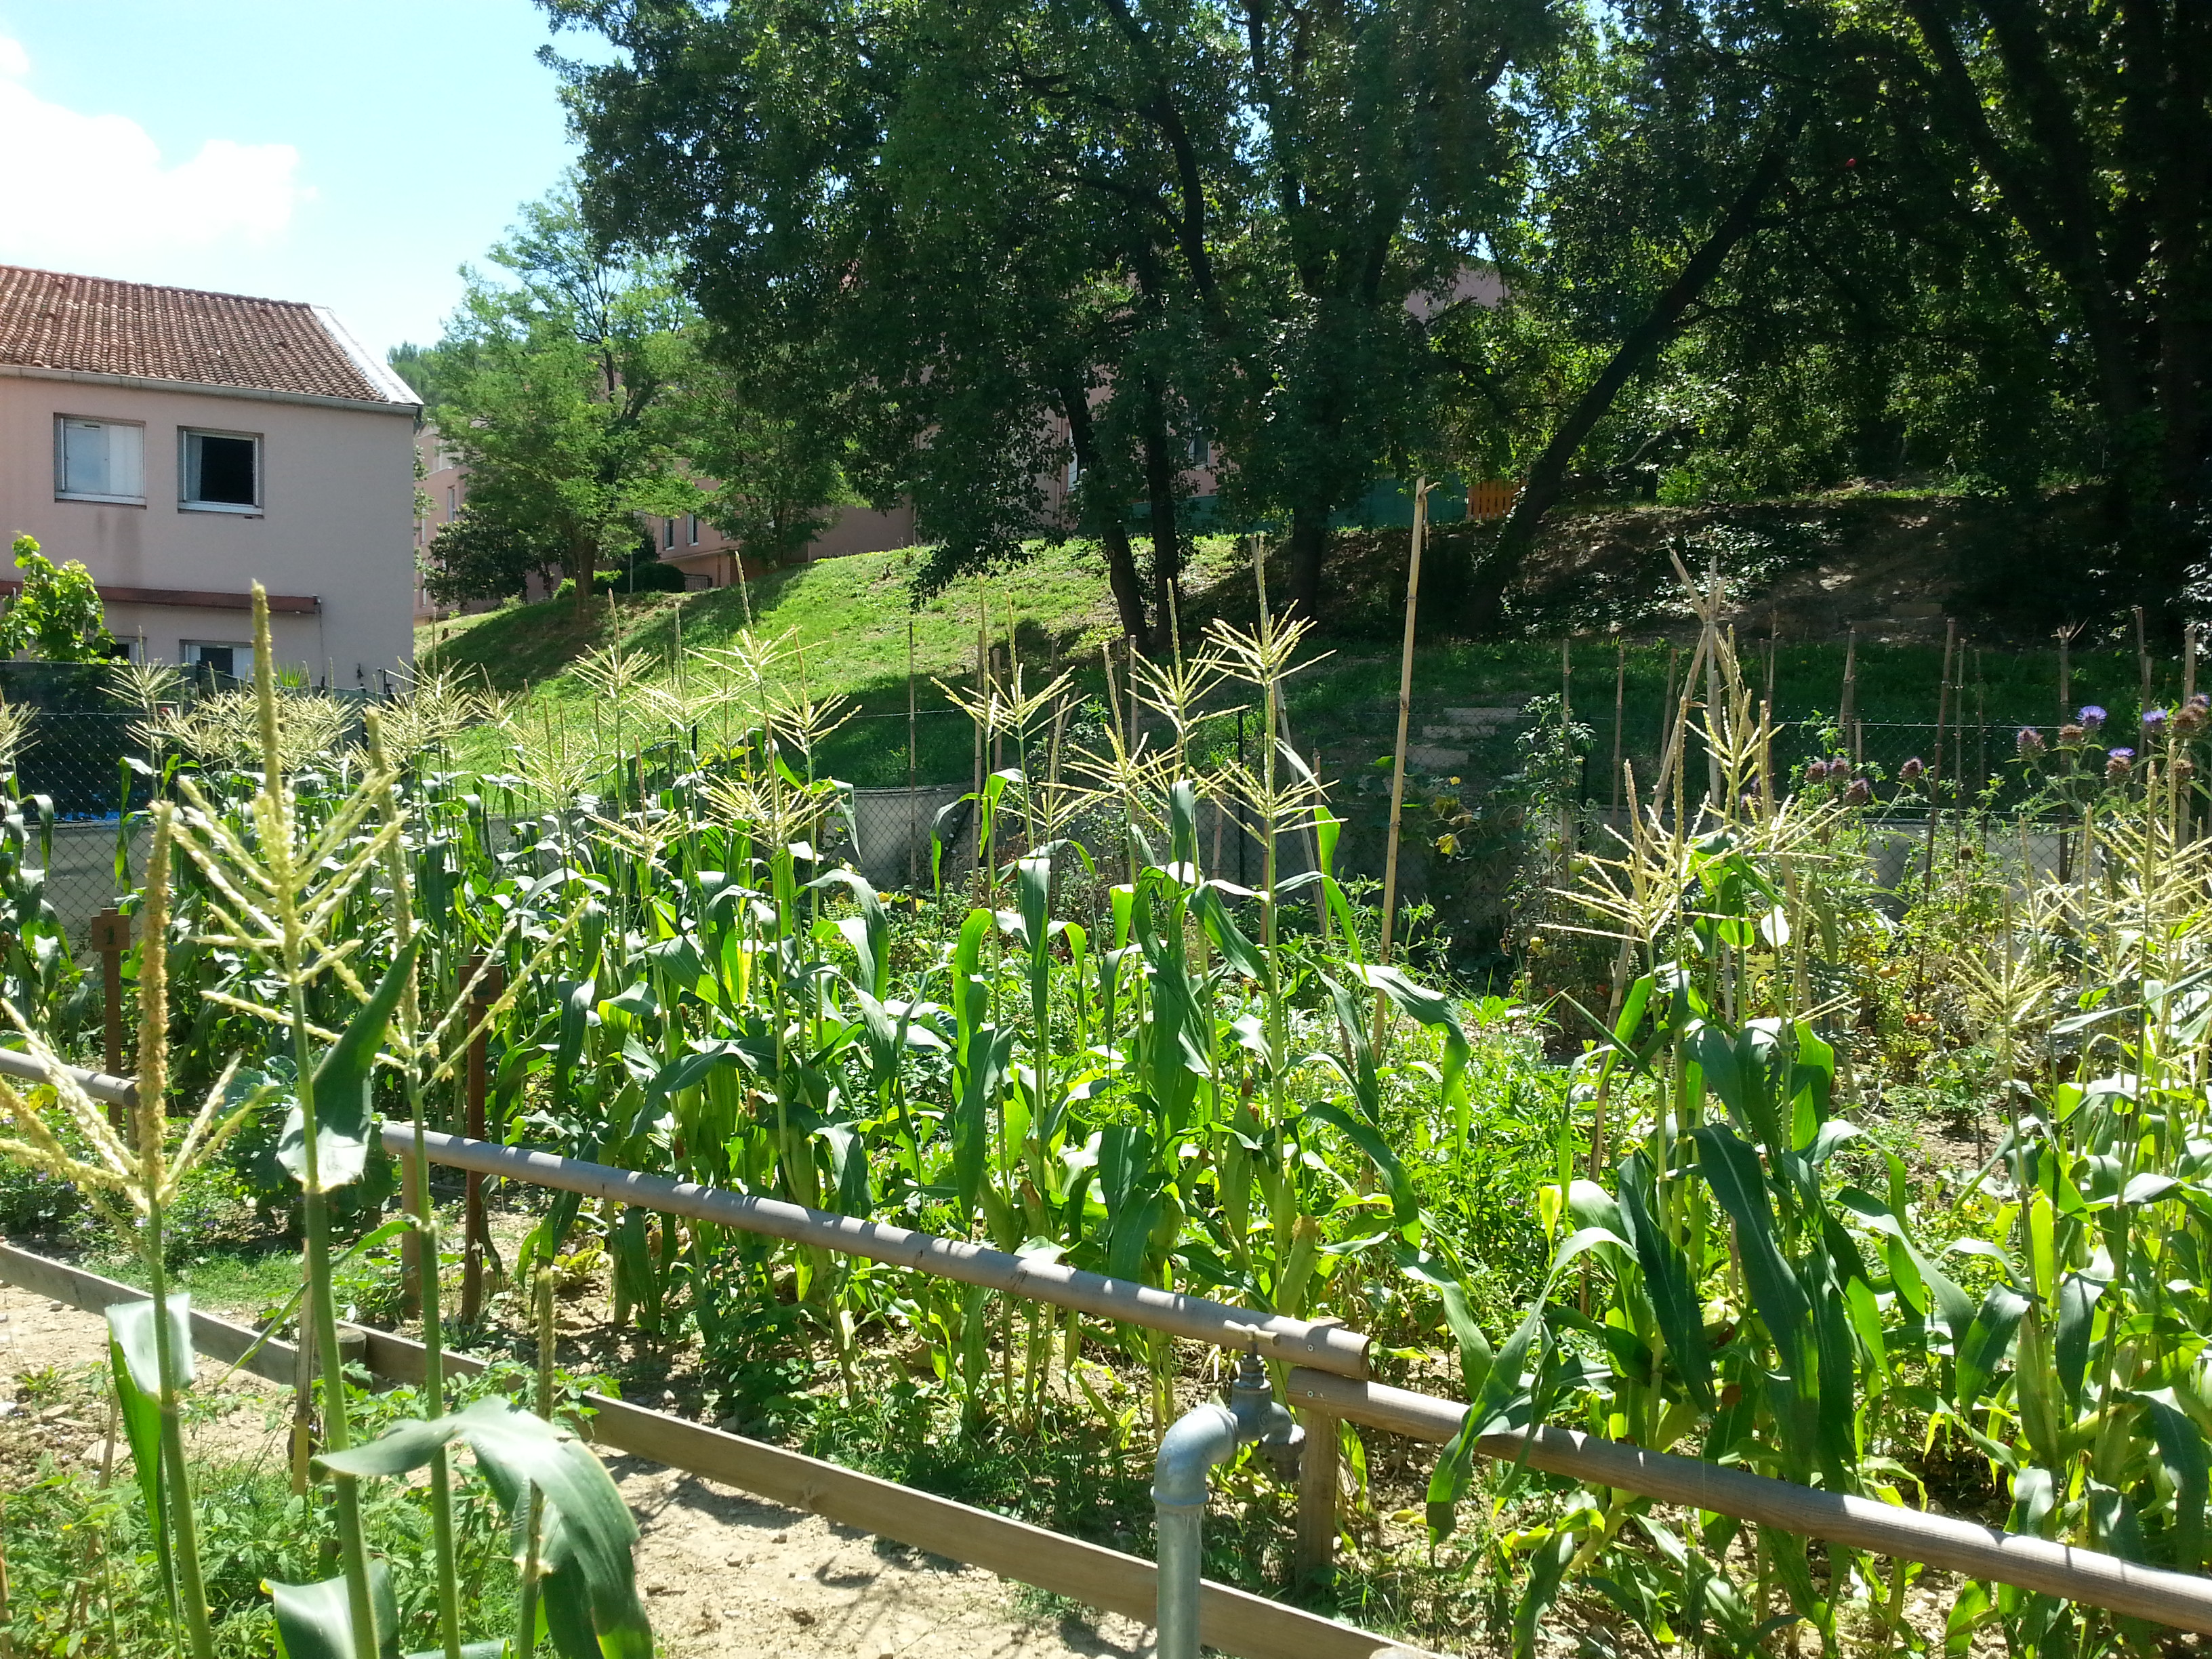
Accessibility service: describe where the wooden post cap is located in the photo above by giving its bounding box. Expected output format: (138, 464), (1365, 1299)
(89, 909), (132, 951)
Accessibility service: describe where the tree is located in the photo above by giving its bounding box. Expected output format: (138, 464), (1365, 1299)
(425, 182), (696, 619)
(417, 506), (560, 607)
(1873, 0), (2211, 572)
(1223, 0), (1564, 617)
(1460, 0), (2211, 605)
(3, 535), (114, 661)
(542, 0), (1233, 648)
(542, 0), (1563, 639)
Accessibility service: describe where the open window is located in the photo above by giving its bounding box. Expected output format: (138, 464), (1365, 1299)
(182, 640), (255, 684)
(180, 429), (261, 512)
(56, 417), (145, 504)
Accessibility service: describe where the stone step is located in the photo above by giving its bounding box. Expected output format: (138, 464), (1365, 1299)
(1436, 705), (1526, 727)
(1404, 745), (1471, 771)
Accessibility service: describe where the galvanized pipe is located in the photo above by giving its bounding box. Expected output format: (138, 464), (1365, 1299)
(0, 1045), (137, 1107)
(1155, 1354), (1302, 1659)
(383, 1126), (1372, 1377)
(1285, 1369), (2212, 1636)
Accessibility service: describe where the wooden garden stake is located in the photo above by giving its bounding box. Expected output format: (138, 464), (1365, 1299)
(1373, 479), (1429, 1048)
(89, 908), (129, 1130)
(2059, 623), (2074, 722)
(2187, 623), (2199, 705)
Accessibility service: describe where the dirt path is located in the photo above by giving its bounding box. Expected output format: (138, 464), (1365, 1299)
(0, 1283), (1154, 1658)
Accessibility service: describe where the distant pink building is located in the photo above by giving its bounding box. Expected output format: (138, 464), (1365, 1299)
(413, 431), (922, 619)
(0, 266), (419, 684)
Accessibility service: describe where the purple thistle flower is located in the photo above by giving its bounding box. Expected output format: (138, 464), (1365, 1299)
(2191, 693), (2210, 712)
(2144, 708), (2169, 734)
(2106, 750), (2134, 781)
(2059, 723), (2087, 744)
(2109, 746), (2135, 761)
(1900, 756), (1925, 783)
(1805, 758), (1832, 783)
(2016, 727), (2046, 758)
(1842, 777), (1871, 806)
(2079, 705), (2107, 731)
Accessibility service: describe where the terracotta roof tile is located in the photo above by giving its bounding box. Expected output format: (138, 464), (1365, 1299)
(0, 266), (413, 405)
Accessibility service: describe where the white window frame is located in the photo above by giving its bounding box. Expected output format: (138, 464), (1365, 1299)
(181, 640), (256, 680)
(178, 427), (264, 515)
(54, 415), (146, 505)
(687, 514), (699, 546)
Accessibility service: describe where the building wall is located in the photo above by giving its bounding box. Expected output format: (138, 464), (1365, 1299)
(0, 372), (416, 686)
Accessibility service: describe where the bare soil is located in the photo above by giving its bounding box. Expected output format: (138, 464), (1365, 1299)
(0, 1282), (1155, 1658)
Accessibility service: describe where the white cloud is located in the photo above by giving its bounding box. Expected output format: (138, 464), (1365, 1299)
(0, 36), (308, 272)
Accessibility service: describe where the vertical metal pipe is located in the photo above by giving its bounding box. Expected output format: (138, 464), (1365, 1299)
(1154, 1504), (1207, 1658)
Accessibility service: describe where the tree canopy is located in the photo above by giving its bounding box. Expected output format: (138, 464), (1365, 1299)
(392, 0), (2212, 632)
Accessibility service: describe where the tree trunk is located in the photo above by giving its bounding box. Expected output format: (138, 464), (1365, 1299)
(1142, 406), (1183, 653)
(1490, 112), (1805, 589)
(1061, 380), (1152, 651)
(570, 538), (598, 620)
(1286, 504), (1329, 623)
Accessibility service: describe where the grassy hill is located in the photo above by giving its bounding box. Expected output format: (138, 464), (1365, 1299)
(420, 499), (2161, 790)
(418, 501), (2173, 969)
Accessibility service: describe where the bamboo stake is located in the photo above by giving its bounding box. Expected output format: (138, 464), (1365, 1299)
(1923, 619), (1956, 897)
(2137, 605), (2153, 722)
(1609, 634), (1626, 819)
(1839, 626), (1856, 732)
(1374, 481), (1429, 1046)
(907, 613), (919, 890)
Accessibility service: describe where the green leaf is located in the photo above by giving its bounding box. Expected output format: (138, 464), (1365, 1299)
(453, 1403), (648, 1656)
(1352, 963), (1472, 1136)
(1303, 1101), (1418, 1236)
(282, 939), (419, 1191)
(1513, 1530), (1580, 1659)
(1617, 1152), (1713, 1408)
(106, 1292), (193, 1396)
(316, 1412), (464, 1480)
(1399, 1249), (1493, 1395)
(1944, 1581), (1991, 1659)
(2055, 1271), (2104, 1414)
(811, 867), (888, 998)
(1952, 1286), (2028, 1412)
(2129, 1389), (2208, 1570)
(107, 1332), (172, 1618)
(269, 1560), (398, 1659)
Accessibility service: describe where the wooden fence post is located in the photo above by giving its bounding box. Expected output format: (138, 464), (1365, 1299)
(1295, 1406), (1341, 1580)
(89, 908), (129, 1132)
(400, 1149), (426, 1319)
(458, 956), (504, 1323)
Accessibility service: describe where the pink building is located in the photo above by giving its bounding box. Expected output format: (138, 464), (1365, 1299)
(0, 266), (419, 684)
(412, 430), (923, 618)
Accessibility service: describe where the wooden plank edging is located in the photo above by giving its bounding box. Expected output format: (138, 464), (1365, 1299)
(0, 1240), (1431, 1659)
(1286, 1369), (2212, 1637)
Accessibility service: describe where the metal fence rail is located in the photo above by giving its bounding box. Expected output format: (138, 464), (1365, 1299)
(11, 1048), (2212, 1634)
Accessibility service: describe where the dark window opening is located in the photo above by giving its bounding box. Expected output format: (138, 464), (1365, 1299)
(186, 432), (258, 506)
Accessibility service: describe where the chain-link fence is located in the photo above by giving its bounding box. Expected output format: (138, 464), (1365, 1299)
(13, 712), (141, 943)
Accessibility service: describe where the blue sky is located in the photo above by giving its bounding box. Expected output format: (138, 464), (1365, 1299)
(0, 1), (605, 359)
